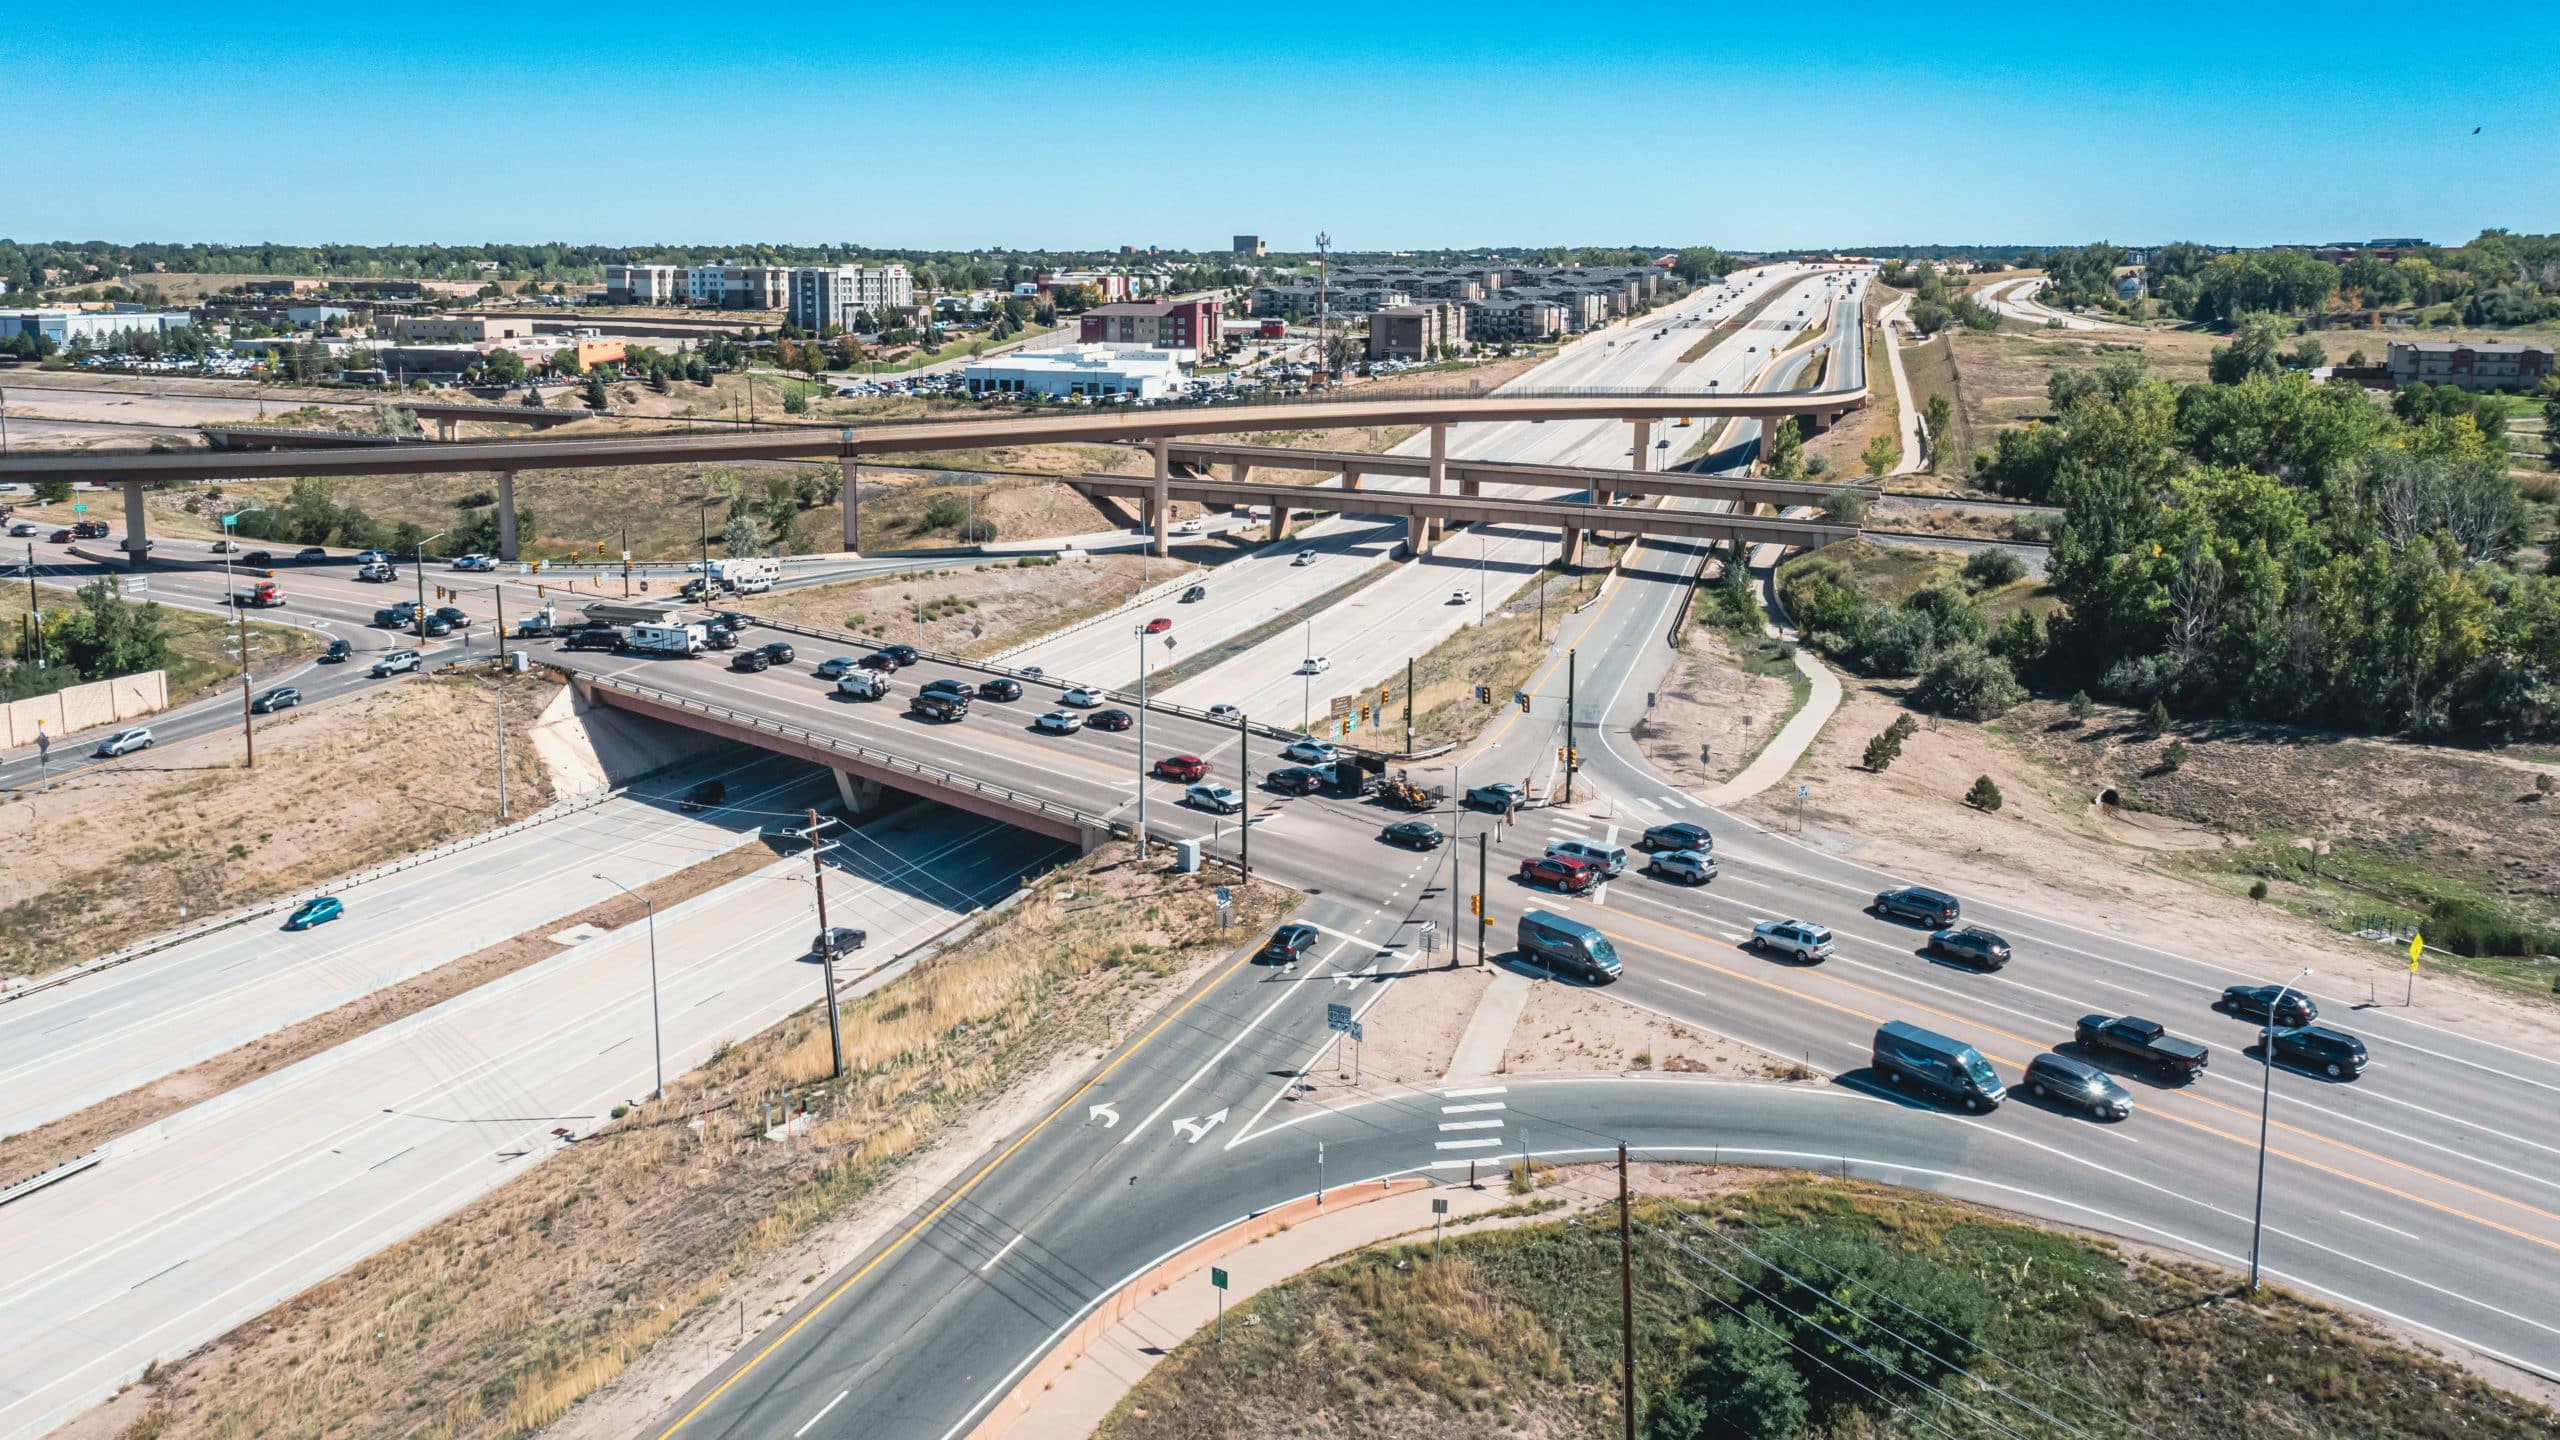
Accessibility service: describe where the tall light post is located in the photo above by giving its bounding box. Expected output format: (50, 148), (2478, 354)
(2248, 964), (2312, 1292)
(1300, 617), (1314, 732)
(1134, 621), (1152, 862)
(595, 874), (665, 1101)
(219, 513), (257, 768)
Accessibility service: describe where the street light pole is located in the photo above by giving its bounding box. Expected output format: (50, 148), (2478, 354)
(222, 531), (255, 769)
(595, 874), (665, 1101)
(2249, 964), (2312, 1292)
(415, 529), (445, 646)
(1135, 622), (1150, 862)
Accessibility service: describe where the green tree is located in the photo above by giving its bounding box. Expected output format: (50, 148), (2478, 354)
(1911, 644), (2027, 719)
(32, 480), (73, 505)
(2145, 697), (2172, 735)
(1763, 418), (1805, 479)
(553, 347), (584, 377)
(481, 347), (526, 384)
(1862, 732), (1900, 771)
(1921, 393), (1952, 456)
(2206, 314), (2289, 384)
(721, 512), (767, 557)
(50, 578), (173, 681)
(1965, 775), (2004, 811)
(1646, 1309), (1807, 1440)
(1962, 547), (2026, 589)
(1859, 432), (1898, 478)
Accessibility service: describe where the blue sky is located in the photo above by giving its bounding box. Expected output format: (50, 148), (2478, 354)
(12, 3), (2555, 251)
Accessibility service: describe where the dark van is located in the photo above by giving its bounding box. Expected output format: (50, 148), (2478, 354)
(1516, 909), (1621, 983)
(1872, 1020), (2006, 1112)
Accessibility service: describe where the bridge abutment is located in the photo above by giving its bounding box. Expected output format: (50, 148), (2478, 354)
(118, 481), (150, 567)
(1150, 437), (1171, 558)
(832, 770), (886, 816)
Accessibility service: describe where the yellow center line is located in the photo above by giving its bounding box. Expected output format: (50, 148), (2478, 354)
(653, 940), (1268, 1438)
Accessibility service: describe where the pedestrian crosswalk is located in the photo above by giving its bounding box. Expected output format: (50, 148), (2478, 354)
(1432, 1085), (1508, 1150)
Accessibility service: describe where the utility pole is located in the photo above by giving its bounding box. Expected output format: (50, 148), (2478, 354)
(1135, 623), (1151, 862)
(224, 542), (255, 768)
(1236, 709), (1250, 883)
(493, 678), (511, 821)
(1564, 648), (1578, 804)
(806, 809), (846, 1080)
(1618, 1142), (1637, 1440)
(621, 520), (631, 598)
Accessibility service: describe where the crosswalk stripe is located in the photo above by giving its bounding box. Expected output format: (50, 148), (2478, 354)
(1440, 1101), (1507, 1115)
(1443, 1085), (1509, 1098)
(1438, 1119), (1504, 1131)
(1434, 1138), (1503, 1150)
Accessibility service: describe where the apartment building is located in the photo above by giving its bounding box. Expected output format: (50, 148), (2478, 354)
(1467, 296), (1569, 341)
(1077, 298), (1219, 359)
(2387, 340), (2554, 393)
(604, 263), (686, 305)
(1366, 302), (1469, 361)
(1233, 235), (1267, 257)
(1251, 281), (1414, 319)
(784, 264), (917, 332)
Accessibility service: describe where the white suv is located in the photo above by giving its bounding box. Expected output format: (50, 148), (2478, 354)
(1545, 839), (1628, 877)
(1752, 918), (1835, 963)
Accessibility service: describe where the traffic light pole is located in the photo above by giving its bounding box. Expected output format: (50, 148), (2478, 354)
(1476, 832), (1487, 965)
(1236, 709), (1250, 883)
(1404, 657), (1415, 755)
(1564, 647), (1577, 804)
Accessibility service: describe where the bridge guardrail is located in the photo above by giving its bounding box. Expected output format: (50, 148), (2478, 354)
(587, 673), (1130, 839)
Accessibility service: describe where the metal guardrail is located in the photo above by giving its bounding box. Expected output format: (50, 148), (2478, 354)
(587, 672), (1129, 838)
(0, 1148), (105, 1208)
(0, 785), (624, 1007)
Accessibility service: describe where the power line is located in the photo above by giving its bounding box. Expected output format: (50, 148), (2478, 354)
(1635, 1217), (2039, 1440)
(1718, 1208), (2164, 1440)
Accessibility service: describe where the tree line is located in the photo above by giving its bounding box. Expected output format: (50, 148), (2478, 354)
(1787, 351), (2560, 738)
(2026, 231), (2560, 324)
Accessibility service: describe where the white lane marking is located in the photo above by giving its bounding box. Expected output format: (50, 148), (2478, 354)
(1438, 1119), (1504, 1132)
(1658, 794), (1684, 807)
(1440, 1101), (1507, 1115)
(1589, 883), (1610, 908)
(1443, 1085), (1509, 1098)
(1434, 1138), (1503, 1150)
(2341, 1210), (2424, 1244)
(1120, 932), (1360, 1148)
(795, 1389), (849, 1437)
(978, 1232), (1026, 1274)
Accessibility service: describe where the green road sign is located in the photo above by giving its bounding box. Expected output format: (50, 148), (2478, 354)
(1210, 1267), (1228, 1291)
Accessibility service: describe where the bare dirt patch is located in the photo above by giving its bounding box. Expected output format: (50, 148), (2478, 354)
(1633, 629), (1803, 791)
(0, 673), (557, 981)
(1943, 324), (2219, 451)
(0, 840), (774, 1176)
(741, 552), (1185, 659)
(85, 845), (1286, 1440)
(1499, 975), (1803, 1081)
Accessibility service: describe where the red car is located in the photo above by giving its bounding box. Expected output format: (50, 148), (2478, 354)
(1143, 617), (1173, 634)
(1519, 855), (1599, 893)
(1152, 754), (1208, 782)
(49, 529), (73, 544)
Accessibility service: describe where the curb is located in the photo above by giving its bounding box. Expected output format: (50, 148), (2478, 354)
(964, 1177), (1434, 1439)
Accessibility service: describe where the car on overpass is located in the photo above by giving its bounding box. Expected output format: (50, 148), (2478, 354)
(1143, 617), (1173, 634)
(282, 895), (344, 931)
(1185, 782), (1244, 814)
(1088, 708), (1134, 732)
(1153, 754), (1208, 782)
(1034, 710), (1083, 735)
(295, 546), (329, 562)
(1295, 655), (1332, 675)
(450, 554), (497, 572)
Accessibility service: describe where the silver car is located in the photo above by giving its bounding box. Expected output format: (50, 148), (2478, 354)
(1752, 918), (1835, 963)
(95, 727), (155, 758)
(1645, 849), (1718, 886)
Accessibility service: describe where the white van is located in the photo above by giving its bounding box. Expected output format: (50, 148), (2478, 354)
(1545, 838), (1628, 877)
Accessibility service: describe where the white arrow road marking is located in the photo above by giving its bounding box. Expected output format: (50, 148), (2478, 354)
(1334, 963), (1378, 986)
(1087, 1102), (1120, 1128)
(1171, 1108), (1229, 1143)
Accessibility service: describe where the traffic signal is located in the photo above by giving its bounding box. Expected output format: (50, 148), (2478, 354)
(1359, 702), (1371, 725)
(1516, 691), (1530, 714)
(1475, 684), (1491, 705)
(1379, 682), (1393, 706)
(1470, 894), (1482, 918)
(1567, 747), (1581, 768)
(1558, 746), (1568, 766)
(1337, 718), (1350, 737)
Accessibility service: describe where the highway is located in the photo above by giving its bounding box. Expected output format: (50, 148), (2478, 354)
(0, 749), (825, 1138)
(0, 800), (1067, 1439)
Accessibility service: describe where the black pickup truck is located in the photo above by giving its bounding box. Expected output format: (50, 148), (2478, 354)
(2075, 1014), (2210, 1080)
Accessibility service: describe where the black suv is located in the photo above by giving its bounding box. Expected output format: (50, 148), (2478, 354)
(2269, 1025), (2367, 1078)
(1259, 923), (1320, 965)
(1088, 708), (1134, 732)
(1640, 821), (1713, 854)
(1926, 926), (2011, 970)
(2218, 985), (2318, 1028)
(978, 677), (1023, 701)
(863, 644), (919, 669)
(1266, 766), (1326, 795)
(1874, 886), (1961, 926)
(732, 647), (774, 672)
(564, 629), (623, 652)
(758, 642), (796, 667)
(320, 638), (353, 663)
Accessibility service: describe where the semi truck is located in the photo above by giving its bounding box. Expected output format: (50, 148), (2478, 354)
(625, 622), (706, 656)
(233, 581), (285, 608)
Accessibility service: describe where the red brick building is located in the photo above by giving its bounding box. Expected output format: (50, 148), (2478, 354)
(1078, 298), (1219, 359)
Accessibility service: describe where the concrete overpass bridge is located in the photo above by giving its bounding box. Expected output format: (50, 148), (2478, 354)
(0, 383), (1864, 565)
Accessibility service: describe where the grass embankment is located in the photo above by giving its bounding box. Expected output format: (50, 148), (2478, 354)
(0, 674), (555, 981)
(1, 584), (317, 707)
(742, 553), (1181, 659)
(1100, 1175), (2559, 1440)
(1394, 570), (1580, 750)
(105, 846), (1289, 1440)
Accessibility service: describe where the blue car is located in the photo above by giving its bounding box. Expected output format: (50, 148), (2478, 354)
(283, 896), (344, 931)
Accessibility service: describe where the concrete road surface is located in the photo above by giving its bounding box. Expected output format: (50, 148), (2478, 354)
(0, 799), (1065, 1439)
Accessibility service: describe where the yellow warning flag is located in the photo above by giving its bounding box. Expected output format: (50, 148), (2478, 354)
(2408, 933), (2425, 970)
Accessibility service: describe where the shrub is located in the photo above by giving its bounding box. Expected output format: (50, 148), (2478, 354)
(2160, 739), (2190, 771)
(1964, 775), (2004, 811)
(2145, 698), (2173, 736)
(2428, 897), (2560, 958)
(1862, 733), (1900, 772)
(2248, 879), (2269, 903)
(1861, 606), (1941, 677)
(922, 494), (968, 529)
(1911, 645), (2026, 720)
(2069, 689), (2093, 722)
(1819, 487), (1871, 525)
(1962, 547), (2026, 589)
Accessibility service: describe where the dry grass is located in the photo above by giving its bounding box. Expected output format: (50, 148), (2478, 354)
(741, 552), (1185, 659)
(103, 846), (1288, 1440)
(1396, 570), (1582, 750)
(0, 673), (557, 980)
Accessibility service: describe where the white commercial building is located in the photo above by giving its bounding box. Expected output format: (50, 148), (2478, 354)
(0, 308), (193, 348)
(785, 264), (915, 332)
(962, 344), (1187, 400)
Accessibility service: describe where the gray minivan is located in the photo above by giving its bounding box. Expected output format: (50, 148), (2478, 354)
(1517, 909), (1622, 983)
(1871, 1020), (2006, 1112)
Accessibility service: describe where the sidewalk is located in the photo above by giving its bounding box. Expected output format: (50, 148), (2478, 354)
(1697, 539), (1841, 808)
(1878, 295), (1925, 474)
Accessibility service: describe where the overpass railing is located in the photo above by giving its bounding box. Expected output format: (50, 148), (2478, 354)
(587, 672), (1130, 838)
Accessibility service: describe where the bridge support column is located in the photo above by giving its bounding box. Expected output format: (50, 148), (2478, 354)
(1424, 423), (1448, 549)
(495, 471), (519, 562)
(1559, 525), (1587, 569)
(842, 461), (862, 554)
(1342, 467), (1361, 491)
(832, 770), (885, 816)
(118, 481), (151, 568)
(1632, 419), (1653, 473)
(1270, 506), (1294, 542)
(1150, 437), (1171, 558)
